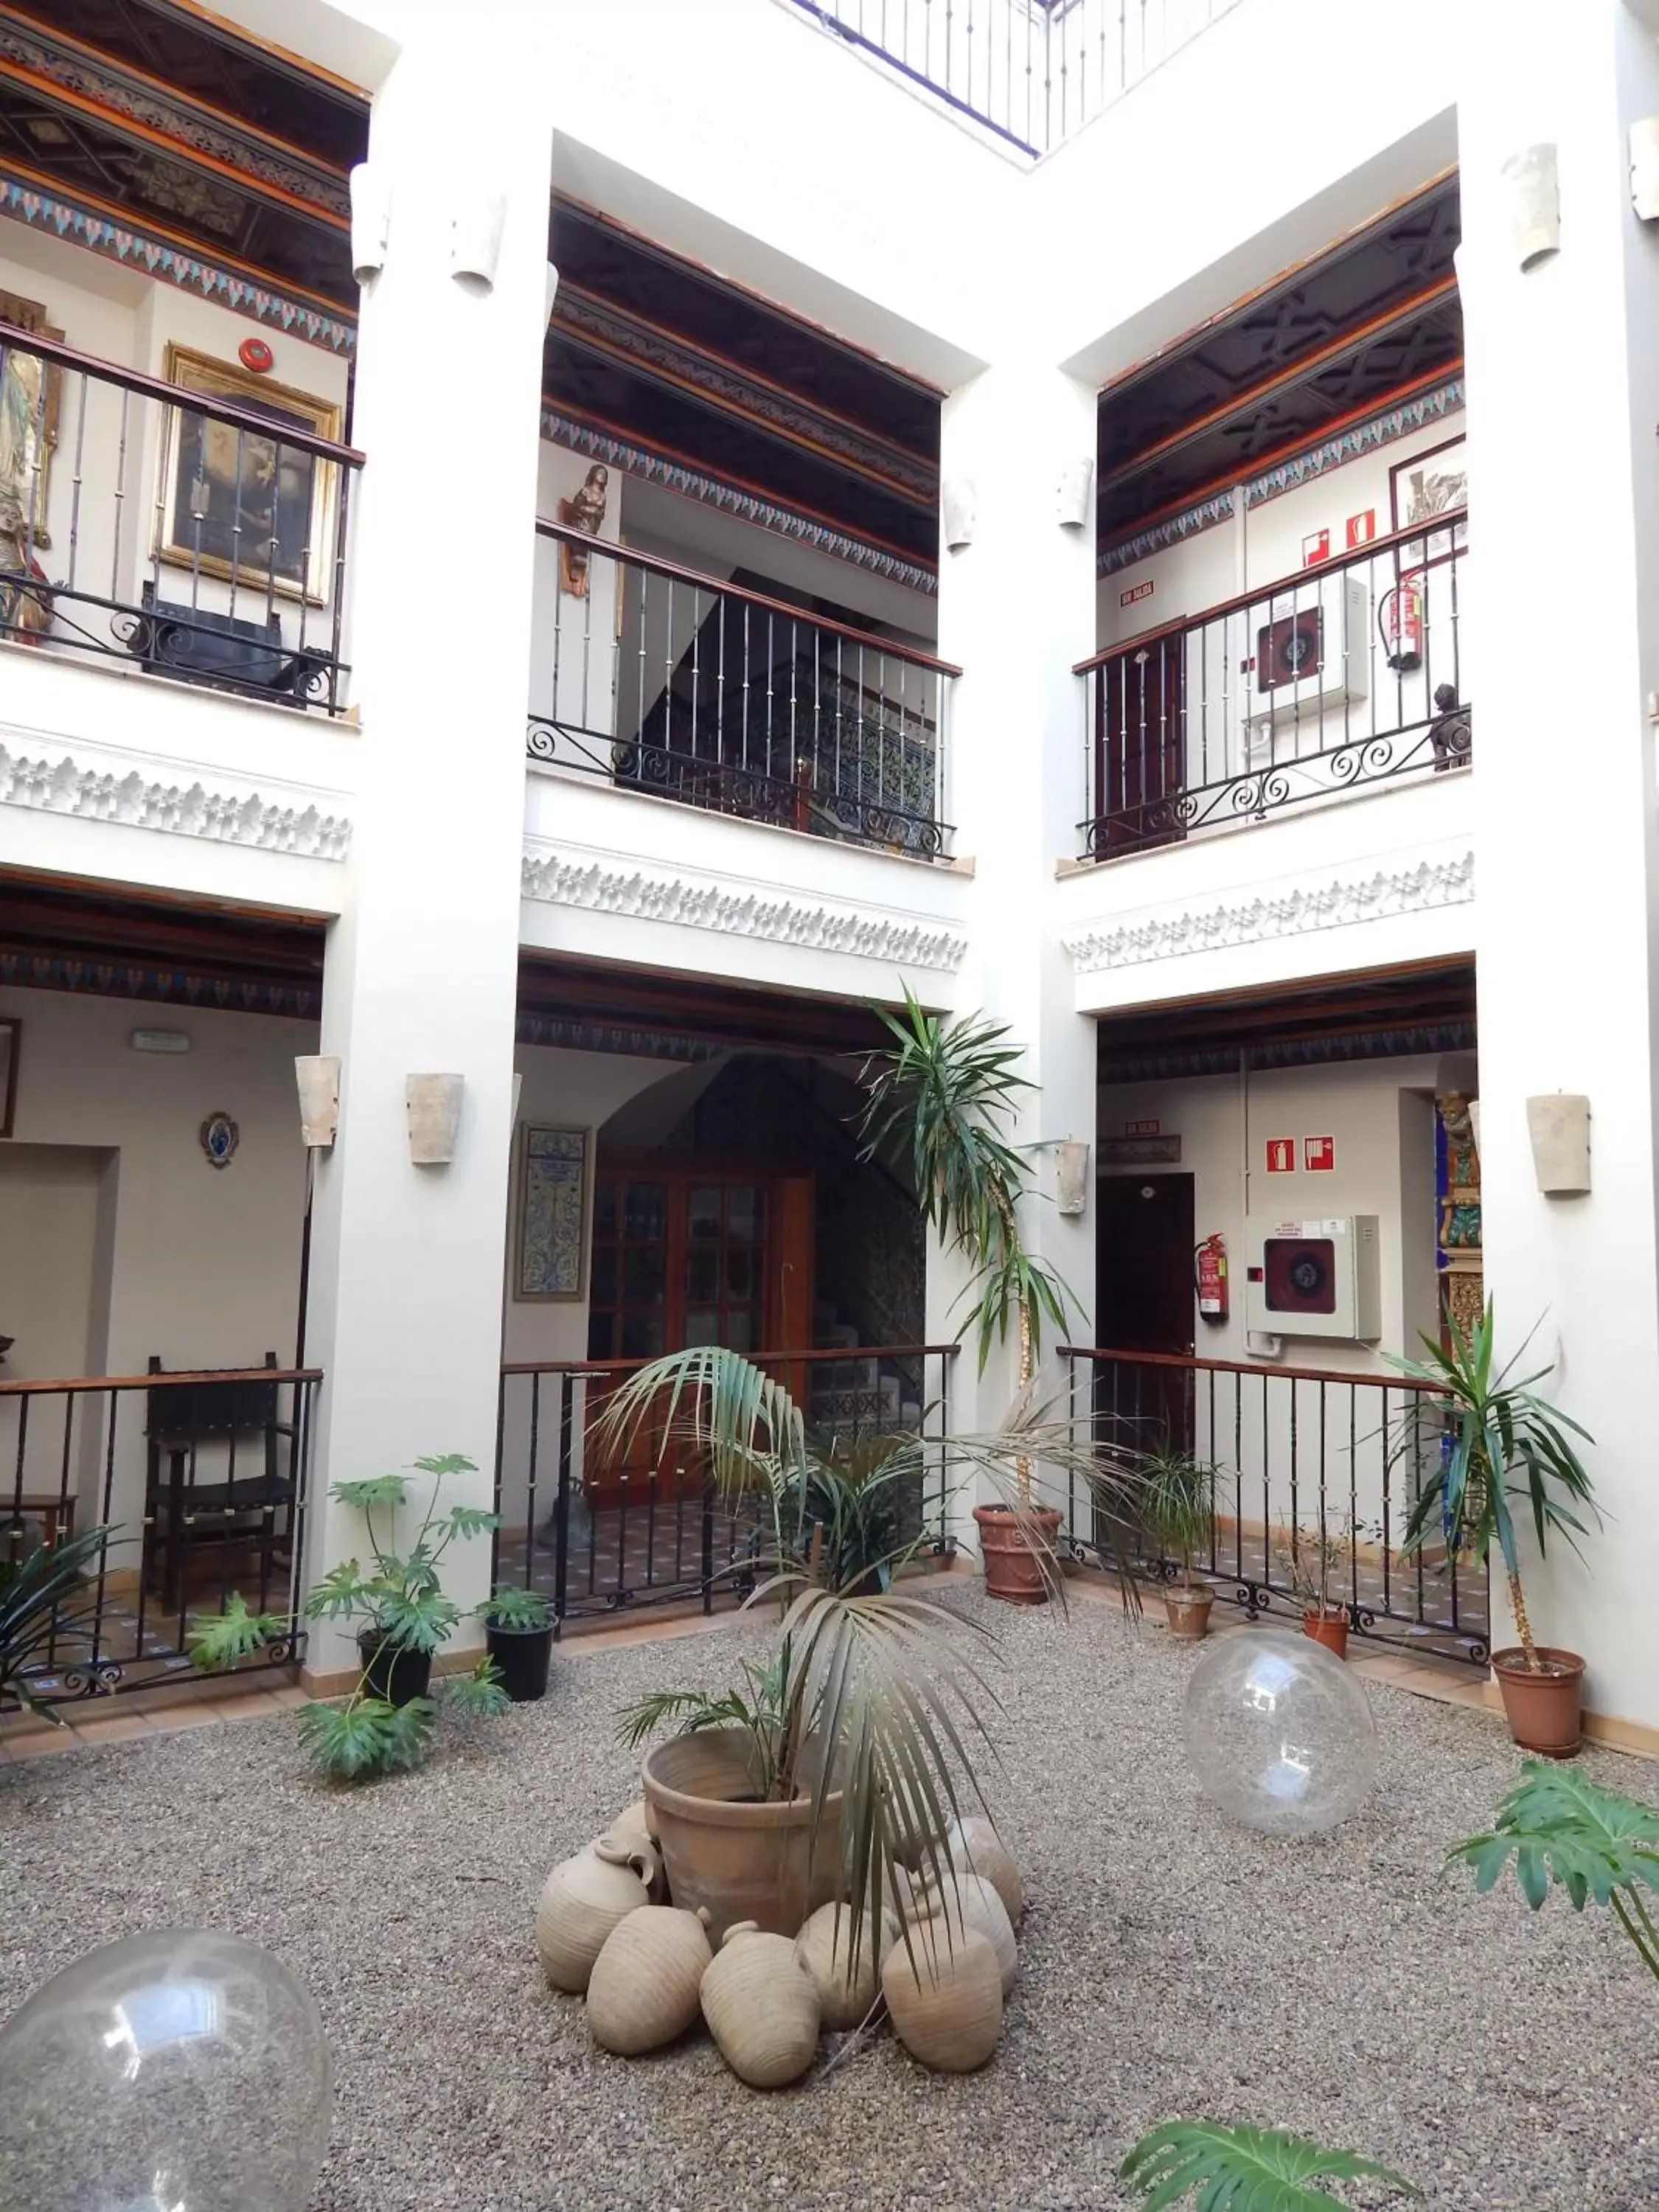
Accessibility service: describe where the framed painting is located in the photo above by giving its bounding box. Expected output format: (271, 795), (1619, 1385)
(1389, 434), (1467, 568)
(0, 1018), (18, 1138)
(0, 292), (63, 549)
(157, 344), (342, 603)
(515, 1124), (592, 1301)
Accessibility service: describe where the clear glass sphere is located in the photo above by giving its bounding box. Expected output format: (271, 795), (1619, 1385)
(1183, 1630), (1380, 1836)
(0, 1930), (331, 2212)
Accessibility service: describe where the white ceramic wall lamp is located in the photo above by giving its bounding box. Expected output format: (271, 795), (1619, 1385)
(451, 188), (507, 295)
(407, 1073), (464, 1164)
(349, 163), (391, 285)
(294, 1055), (341, 1148)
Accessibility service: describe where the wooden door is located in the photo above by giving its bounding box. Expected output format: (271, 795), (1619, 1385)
(1096, 1172), (1196, 1453)
(1096, 636), (1186, 855)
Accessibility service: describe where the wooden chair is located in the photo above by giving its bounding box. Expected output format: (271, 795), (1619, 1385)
(143, 1354), (296, 1617)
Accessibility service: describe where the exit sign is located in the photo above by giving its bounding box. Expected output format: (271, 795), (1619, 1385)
(1125, 1118), (1160, 1136)
(1120, 579), (1155, 608)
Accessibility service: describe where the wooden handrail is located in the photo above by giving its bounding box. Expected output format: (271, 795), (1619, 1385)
(502, 1343), (959, 1378)
(0, 1365), (324, 1396)
(1060, 1343), (1444, 1395)
(535, 515), (961, 679)
(1074, 507), (1468, 677)
(0, 322), (364, 469)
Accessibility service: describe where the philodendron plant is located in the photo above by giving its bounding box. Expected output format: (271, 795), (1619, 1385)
(1119, 2122), (1417, 2210)
(190, 1453), (510, 1780)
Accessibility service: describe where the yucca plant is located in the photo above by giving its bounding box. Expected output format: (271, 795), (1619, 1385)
(1450, 1759), (1659, 1986)
(0, 1522), (116, 1722)
(857, 987), (1072, 1503)
(1120, 2121), (1417, 2209)
(1387, 1301), (1596, 1672)
(1135, 1441), (1217, 1590)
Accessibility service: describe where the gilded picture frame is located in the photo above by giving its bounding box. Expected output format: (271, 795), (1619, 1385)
(514, 1124), (592, 1302)
(0, 291), (63, 549)
(157, 344), (342, 605)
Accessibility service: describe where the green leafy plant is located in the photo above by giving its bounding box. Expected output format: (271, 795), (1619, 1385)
(0, 1523), (116, 1722)
(303, 1453), (498, 1654)
(1135, 1441), (1217, 1590)
(186, 1591), (292, 1673)
(1272, 1512), (1353, 1618)
(1120, 2121), (1417, 2209)
(1450, 1758), (1659, 1986)
(479, 1585), (554, 1631)
(857, 989), (1072, 1501)
(1387, 1301), (1598, 1672)
(619, 1651), (791, 1797)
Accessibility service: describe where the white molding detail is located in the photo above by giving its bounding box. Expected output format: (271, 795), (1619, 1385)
(0, 742), (352, 860)
(1062, 852), (1475, 974)
(521, 847), (967, 970)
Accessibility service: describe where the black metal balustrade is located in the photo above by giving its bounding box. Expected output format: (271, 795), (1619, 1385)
(1078, 512), (1470, 860)
(493, 1343), (958, 1632)
(0, 1362), (320, 1707)
(528, 521), (956, 858)
(785, 0), (1238, 154)
(1059, 1345), (1488, 1663)
(0, 323), (360, 713)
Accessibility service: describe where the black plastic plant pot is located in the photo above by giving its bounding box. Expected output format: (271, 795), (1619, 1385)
(358, 1629), (432, 1708)
(485, 1621), (554, 1704)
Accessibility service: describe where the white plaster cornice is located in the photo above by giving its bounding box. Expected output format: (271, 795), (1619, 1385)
(1062, 852), (1475, 974)
(0, 741), (352, 860)
(521, 846), (967, 971)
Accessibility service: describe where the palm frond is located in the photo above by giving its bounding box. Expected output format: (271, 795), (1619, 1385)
(1120, 2121), (1417, 2210)
(0, 1523), (118, 1719)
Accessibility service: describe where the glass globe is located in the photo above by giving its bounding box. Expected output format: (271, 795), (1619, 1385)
(1183, 1630), (1380, 1837)
(0, 1929), (331, 2212)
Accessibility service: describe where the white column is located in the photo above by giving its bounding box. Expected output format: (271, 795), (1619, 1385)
(931, 362), (1100, 1543)
(1458, 0), (1659, 1727)
(300, 34), (553, 1674)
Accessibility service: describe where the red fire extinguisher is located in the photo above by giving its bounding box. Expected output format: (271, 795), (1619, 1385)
(1194, 1234), (1228, 1323)
(1380, 573), (1424, 673)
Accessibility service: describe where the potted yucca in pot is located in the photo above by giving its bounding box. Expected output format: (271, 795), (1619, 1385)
(1139, 1442), (1217, 1641)
(1389, 1301), (1599, 1756)
(857, 989), (1073, 1604)
(481, 1585), (554, 1703)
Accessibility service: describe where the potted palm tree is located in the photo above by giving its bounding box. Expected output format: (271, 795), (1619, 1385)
(1139, 1443), (1217, 1641)
(1389, 1301), (1599, 1756)
(857, 989), (1073, 1604)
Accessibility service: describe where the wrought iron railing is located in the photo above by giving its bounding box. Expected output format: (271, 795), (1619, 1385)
(785, 0), (1240, 154)
(0, 1362), (320, 1706)
(0, 322), (360, 713)
(1077, 512), (1470, 860)
(527, 521), (956, 858)
(1060, 1345), (1487, 1664)
(493, 1343), (958, 1632)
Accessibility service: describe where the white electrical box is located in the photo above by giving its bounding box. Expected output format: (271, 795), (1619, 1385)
(1245, 571), (1371, 737)
(1245, 1214), (1382, 1342)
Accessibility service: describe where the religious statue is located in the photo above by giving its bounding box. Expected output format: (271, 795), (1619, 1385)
(557, 463), (609, 597)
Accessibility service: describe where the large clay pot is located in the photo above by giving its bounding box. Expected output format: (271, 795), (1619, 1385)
(794, 1901), (898, 2032)
(587, 1904), (713, 2055)
(882, 1922), (1003, 2073)
(535, 1838), (658, 1993)
(945, 1815), (1024, 1927)
(700, 1921), (821, 2088)
(973, 1505), (1062, 1605)
(1163, 1583), (1213, 1641)
(909, 1871), (1017, 1995)
(1492, 1645), (1585, 1758)
(641, 1728), (842, 1941)
(1302, 1605), (1349, 1660)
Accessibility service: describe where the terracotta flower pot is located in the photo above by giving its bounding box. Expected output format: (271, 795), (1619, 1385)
(1162, 1583), (1212, 1641)
(641, 1727), (842, 1942)
(1302, 1606), (1349, 1660)
(1492, 1645), (1585, 1758)
(973, 1505), (1062, 1606)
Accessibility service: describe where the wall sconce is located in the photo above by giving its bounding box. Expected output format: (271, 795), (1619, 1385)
(1056, 456), (1094, 532)
(294, 1055), (341, 1149)
(407, 1073), (464, 1165)
(942, 476), (977, 552)
(349, 162), (392, 285)
(544, 262), (561, 327)
(450, 188), (507, 295)
(1526, 1093), (1590, 1194)
(1631, 119), (1659, 220)
(1501, 143), (1561, 270)
(1054, 1139), (1091, 1217)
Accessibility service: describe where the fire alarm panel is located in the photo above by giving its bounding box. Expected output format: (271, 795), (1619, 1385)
(1243, 1214), (1381, 1342)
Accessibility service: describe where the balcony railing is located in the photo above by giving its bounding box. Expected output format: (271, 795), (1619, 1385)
(528, 521), (956, 858)
(786, 0), (1239, 155)
(1060, 1345), (1488, 1665)
(1077, 512), (1469, 861)
(0, 323), (360, 714)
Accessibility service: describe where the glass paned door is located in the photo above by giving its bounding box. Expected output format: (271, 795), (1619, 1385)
(684, 1183), (767, 1352)
(587, 1177), (667, 1362)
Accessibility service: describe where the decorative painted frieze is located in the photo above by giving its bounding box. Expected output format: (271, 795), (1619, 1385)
(0, 740), (352, 858)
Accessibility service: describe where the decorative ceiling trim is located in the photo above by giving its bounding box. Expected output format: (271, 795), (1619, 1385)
(0, 739), (352, 858)
(0, 170), (356, 353)
(541, 404), (937, 597)
(1102, 1020), (1477, 1082)
(0, 949), (317, 1018)
(1063, 851), (1475, 973)
(521, 844), (966, 971)
(0, 18), (349, 220)
(555, 283), (936, 504)
(1099, 375), (1466, 577)
(516, 1012), (720, 1062)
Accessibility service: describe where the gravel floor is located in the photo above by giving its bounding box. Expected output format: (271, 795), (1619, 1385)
(2, 1588), (1655, 2212)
